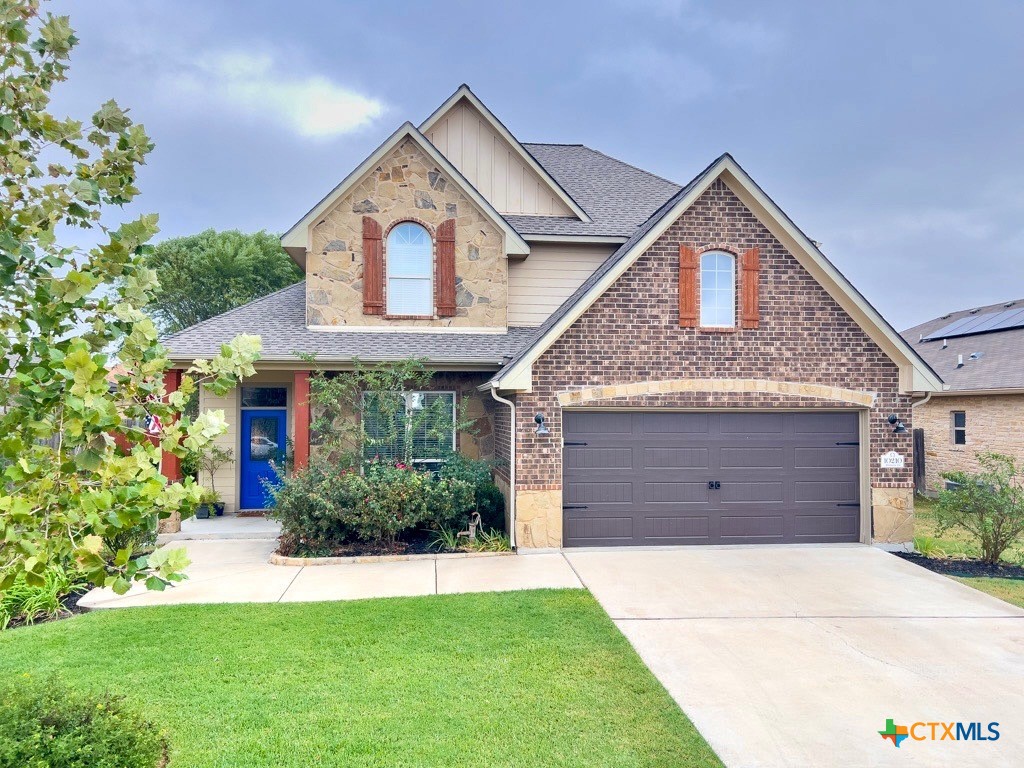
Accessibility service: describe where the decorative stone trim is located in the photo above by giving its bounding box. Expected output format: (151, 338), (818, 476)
(269, 550), (514, 567)
(556, 378), (877, 408)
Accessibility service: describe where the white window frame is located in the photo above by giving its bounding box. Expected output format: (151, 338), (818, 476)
(699, 250), (737, 328)
(361, 390), (456, 466)
(951, 410), (966, 446)
(386, 222), (434, 317)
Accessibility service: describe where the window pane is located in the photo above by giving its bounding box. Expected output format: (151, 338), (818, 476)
(388, 278), (433, 315)
(363, 393), (406, 462)
(409, 393), (455, 461)
(241, 387), (287, 408)
(700, 251), (735, 327)
(249, 417), (280, 461)
(953, 411), (966, 428)
(954, 430), (966, 445)
(388, 248), (431, 278)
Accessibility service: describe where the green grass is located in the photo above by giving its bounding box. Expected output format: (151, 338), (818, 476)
(0, 590), (720, 768)
(954, 577), (1024, 609)
(913, 495), (1024, 562)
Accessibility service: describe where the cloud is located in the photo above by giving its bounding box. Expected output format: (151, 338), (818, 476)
(162, 51), (385, 139)
(586, 45), (716, 103)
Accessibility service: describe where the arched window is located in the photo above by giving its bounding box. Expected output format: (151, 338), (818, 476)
(700, 251), (736, 327)
(386, 222), (433, 316)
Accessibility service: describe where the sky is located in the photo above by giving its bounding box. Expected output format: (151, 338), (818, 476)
(47, 0), (1024, 331)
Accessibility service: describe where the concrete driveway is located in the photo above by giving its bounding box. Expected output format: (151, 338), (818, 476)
(565, 544), (1024, 768)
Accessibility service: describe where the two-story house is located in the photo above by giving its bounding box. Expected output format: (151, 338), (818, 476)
(162, 84), (943, 548)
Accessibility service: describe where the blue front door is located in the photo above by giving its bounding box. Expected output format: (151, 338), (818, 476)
(240, 409), (287, 509)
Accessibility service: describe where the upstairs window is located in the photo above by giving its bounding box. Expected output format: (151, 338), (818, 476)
(386, 222), (433, 316)
(952, 411), (966, 445)
(700, 251), (736, 328)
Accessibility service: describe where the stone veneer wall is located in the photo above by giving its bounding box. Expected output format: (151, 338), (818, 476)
(511, 179), (914, 547)
(916, 394), (1024, 492)
(307, 139), (508, 328)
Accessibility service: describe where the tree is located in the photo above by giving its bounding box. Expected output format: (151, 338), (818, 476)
(0, 2), (261, 594)
(143, 229), (302, 333)
(938, 453), (1024, 564)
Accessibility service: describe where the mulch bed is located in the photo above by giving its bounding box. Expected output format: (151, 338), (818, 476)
(277, 530), (456, 559)
(894, 552), (1024, 580)
(3, 588), (90, 631)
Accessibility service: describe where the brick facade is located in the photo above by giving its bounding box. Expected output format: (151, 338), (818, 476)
(916, 394), (1024, 491)
(511, 179), (914, 545)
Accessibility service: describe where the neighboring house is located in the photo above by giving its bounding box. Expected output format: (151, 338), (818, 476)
(902, 300), (1024, 492)
(162, 84), (942, 547)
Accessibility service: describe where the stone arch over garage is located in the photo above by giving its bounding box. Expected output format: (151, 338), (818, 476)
(556, 379), (877, 408)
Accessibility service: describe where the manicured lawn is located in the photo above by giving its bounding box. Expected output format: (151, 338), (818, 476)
(0, 590), (721, 768)
(954, 577), (1024, 609)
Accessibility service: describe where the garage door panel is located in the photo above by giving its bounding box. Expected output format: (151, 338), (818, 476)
(720, 481), (784, 503)
(565, 446), (633, 469)
(563, 410), (861, 547)
(720, 515), (784, 538)
(644, 482), (709, 503)
(720, 447), (785, 468)
(645, 516), (710, 540)
(643, 447), (709, 468)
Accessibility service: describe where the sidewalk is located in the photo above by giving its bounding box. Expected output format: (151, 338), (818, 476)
(79, 538), (583, 609)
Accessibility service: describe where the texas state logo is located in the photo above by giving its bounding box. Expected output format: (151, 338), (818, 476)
(879, 718), (1000, 748)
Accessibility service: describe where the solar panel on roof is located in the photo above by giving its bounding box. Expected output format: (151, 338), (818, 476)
(923, 308), (1024, 341)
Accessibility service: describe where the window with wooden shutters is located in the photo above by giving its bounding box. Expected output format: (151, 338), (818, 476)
(436, 218), (456, 317)
(741, 247), (760, 329)
(386, 222), (433, 316)
(361, 217), (384, 315)
(678, 244), (698, 327)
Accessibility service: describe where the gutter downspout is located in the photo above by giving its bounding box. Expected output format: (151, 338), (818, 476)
(489, 384), (516, 549)
(911, 391), (933, 409)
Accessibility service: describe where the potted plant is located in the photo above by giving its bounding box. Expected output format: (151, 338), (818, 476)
(194, 445), (233, 518)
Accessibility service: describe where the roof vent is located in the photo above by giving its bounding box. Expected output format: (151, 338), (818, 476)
(969, 351), (984, 360)
(956, 354), (964, 368)
(969, 309), (980, 315)
(939, 314), (951, 320)
(1005, 301), (1017, 308)
(941, 339), (948, 349)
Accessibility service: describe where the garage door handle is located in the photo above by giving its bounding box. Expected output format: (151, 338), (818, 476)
(835, 441), (859, 446)
(563, 441), (588, 446)
(562, 505), (589, 510)
(836, 502), (860, 507)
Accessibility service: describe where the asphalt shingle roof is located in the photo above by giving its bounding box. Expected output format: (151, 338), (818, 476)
(901, 299), (1024, 391)
(161, 283), (539, 365)
(507, 144), (683, 237)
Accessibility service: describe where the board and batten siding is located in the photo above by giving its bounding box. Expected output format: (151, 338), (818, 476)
(425, 100), (573, 217)
(198, 383), (239, 514)
(507, 243), (615, 326)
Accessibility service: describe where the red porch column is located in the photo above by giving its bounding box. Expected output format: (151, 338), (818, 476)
(293, 370), (311, 471)
(160, 368), (182, 482)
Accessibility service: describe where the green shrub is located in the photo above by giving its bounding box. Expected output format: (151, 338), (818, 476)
(269, 457), (361, 549)
(0, 566), (88, 630)
(938, 452), (1024, 564)
(0, 677), (165, 767)
(439, 455), (506, 531)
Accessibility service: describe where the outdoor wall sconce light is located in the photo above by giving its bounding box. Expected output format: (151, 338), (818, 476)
(887, 414), (907, 434)
(534, 412), (550, 436)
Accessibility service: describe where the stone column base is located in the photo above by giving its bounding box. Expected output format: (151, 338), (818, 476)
(872, 486), (914, 544)
(515, 488), (562, 548)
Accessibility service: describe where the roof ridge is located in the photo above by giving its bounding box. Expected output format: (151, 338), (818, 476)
(578, 145), (682, 189)
(160, 281), (306, 343)
(521, 142), (585, 147)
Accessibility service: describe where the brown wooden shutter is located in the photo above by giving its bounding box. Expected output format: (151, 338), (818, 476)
(678, 244), (698, 327)
(362, 217), (384, 315)
(741, 247), (760, 329)
(436, 218), (456, 317)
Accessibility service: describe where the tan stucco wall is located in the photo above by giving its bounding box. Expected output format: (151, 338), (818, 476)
(307, 139), (508, 328)
(916, 394), (1024, 492)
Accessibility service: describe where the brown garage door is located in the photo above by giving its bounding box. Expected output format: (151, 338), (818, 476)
(562, 411), (861, 546)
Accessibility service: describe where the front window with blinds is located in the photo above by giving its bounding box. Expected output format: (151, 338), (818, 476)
(952, 411), (966, 445)
(362, 391), (455, 466)
(700, 251), (736, 327)
(386, 222), (433, 316)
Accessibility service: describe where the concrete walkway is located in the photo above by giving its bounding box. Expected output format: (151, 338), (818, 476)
(79, 539), (582, 609)
(565, 545), (1024, 768)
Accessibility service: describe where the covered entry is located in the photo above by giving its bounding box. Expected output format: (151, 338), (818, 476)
(562, 410), (861, 546)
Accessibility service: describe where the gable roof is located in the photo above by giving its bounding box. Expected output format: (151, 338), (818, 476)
(419, 85), (591, 223)
(161, 283), (538, 366)
(507, 144), (683, 238)
(902, 299), (1024, 392)
(280, 121), (530, 267)
(488, 153), (944, 395)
